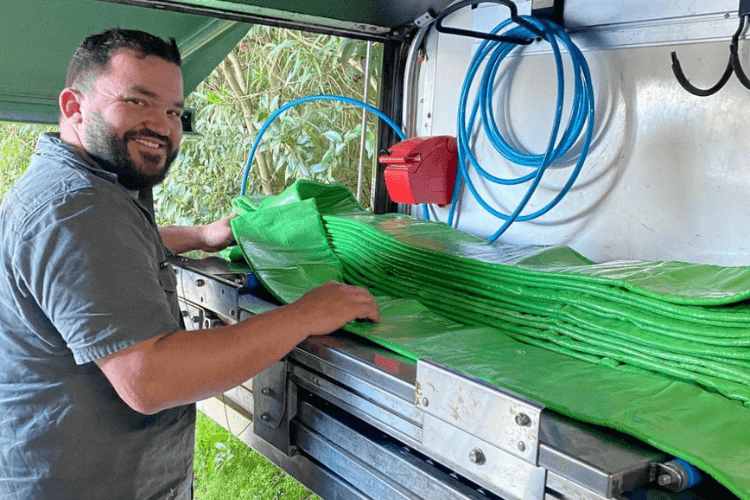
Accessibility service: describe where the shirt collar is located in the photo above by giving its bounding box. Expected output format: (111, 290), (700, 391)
(37, 132), (119, 184)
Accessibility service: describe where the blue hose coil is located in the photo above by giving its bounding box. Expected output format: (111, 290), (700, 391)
(240, 95), (406, 197)
(446, 16), (595, 242)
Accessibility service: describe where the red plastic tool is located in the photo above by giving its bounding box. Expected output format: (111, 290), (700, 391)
(380, 136), (458, 206)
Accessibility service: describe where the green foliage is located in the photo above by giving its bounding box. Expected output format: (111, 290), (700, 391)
(0, 122), (58, 200)
(194, 411), (319, 500)
(155, 26), (382, 227)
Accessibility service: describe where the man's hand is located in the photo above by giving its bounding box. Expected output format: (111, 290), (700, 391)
(159, 215), (236, 254)
(197, 216), (236, 252)
(286, 281), (380, 335)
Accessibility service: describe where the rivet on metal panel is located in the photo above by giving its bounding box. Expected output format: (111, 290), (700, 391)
(515, 413), (532, 426)
(260, 387), (273, 396)
(260, 412), (271, 422)
(310, 376), (319, 385)
(468, 448), (485, 465)
(421, 397), (429, 407)
(195, 279), (205, 287)
(518, 441), (527, 452)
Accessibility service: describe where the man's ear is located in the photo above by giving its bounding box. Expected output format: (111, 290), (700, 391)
(59, 88), (84, 123)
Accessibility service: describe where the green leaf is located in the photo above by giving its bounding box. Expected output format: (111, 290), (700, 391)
(323, 131), (342, 143)
(339, 39), (357, 64)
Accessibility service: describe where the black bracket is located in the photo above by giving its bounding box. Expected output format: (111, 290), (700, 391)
(181, 108), (196, 135)
(435, 0), (546, 45)
(530, 0), (564, 27)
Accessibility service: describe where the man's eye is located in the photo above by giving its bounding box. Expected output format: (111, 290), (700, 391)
(126, 98), (144, 106)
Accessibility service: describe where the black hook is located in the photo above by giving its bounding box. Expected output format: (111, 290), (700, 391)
(435, 0), (546, 45)
(671, 15), (750, 96)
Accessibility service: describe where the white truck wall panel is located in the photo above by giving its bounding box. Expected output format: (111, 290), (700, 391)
(416, 0), (750, 265)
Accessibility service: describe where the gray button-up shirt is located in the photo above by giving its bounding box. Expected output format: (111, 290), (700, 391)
(0, 133), (194, 499)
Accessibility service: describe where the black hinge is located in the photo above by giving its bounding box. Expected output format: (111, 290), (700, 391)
(531, 0), (564, 26)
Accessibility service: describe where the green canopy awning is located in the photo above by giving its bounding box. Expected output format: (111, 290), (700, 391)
(1, 0), (250, 124)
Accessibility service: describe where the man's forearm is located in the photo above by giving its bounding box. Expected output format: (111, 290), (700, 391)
(159, 216), (235, 254)
(97, 303), (310, 414)
(159, 225), (203, 254)
(95, 282), (379, 414)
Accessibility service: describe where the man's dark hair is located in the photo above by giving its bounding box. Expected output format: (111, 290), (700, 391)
(65, 28), (181, 93)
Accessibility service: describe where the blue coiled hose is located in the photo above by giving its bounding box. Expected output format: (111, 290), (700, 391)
(446, 16), (595, 242)
(240, 95), (406, 197)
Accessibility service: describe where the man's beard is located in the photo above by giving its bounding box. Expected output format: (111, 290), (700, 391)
(84, 112), (179, 191)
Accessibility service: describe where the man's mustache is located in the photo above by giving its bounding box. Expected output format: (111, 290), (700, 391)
(122, 129), (174, 152)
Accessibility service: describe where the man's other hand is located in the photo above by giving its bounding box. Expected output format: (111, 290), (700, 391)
(287, 281), (380, 336)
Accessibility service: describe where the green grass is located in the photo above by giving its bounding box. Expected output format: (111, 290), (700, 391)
(194, 411), (321, 500)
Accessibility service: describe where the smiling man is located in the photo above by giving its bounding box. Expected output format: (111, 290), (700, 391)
(62, 31), (183, 191)
(0, 28), (378, 499)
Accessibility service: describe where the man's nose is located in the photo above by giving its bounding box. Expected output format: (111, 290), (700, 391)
(143, 109), (171, 137)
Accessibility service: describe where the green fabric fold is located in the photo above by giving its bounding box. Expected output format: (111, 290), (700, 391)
(230, 197), (342, 303)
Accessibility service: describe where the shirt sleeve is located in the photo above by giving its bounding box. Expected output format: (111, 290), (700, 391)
(12, 183), (181, 364)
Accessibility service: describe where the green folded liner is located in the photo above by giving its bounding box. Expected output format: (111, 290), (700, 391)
(228, 182), (750, 499)
(324, 215), (750, 325)
(336, 244), (750, 405)
(230, 198), (343, 303)
(325, 212), (750, 306)
(329, 227), (750, 348)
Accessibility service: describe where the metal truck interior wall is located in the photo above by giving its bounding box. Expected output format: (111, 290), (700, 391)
(413, 0), (750, 266)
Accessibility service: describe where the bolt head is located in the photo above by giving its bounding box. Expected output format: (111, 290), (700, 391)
(421, 397), (429, 407)
(468, 448), (485, 464)
(515, 413), (531, 426)
(518, 441), (526, 452)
